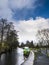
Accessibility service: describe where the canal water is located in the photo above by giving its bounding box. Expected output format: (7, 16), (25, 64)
(1, 48), (24, 65)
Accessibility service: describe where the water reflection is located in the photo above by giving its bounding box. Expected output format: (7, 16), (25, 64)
(17, 48), (24, 65)
(1, 48), (24, 65)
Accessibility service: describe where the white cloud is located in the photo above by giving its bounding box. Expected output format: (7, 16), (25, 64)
(14, 17), (49, 43)
(0, 0), (13, 20)
(0, 0), (49, 43)
(9, 0), (37, 9)
(0, 0), (37, 20)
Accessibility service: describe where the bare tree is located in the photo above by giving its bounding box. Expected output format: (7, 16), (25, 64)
(0, 18), (19, 51)
(0, 18), (7, 44)
(37, 30), (43, 47)
(37, 28), (49, 54)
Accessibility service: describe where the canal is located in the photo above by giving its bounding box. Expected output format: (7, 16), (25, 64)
(1, 48), (24, 65)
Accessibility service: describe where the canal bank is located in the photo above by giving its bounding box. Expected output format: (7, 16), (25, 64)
(34, 52), (49, 65)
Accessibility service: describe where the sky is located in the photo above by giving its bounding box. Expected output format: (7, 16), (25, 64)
(0, 0), (49, 43)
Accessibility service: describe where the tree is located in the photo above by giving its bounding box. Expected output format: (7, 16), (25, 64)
(5, 22), (14, 42)
(38, 29), (49, 46)
(21, 42), (25, 48)
(42, 29), (49, 46)
(37, 30), (43, 47)
(0, 18), (7, 44)
(30, 41), (34, 48)
(0, 18), (19, 51)
(25, 40), (34, 48)
(26, 40), (30, 47)
(37, 29), (49, 53)
(5, 24), (19, 49)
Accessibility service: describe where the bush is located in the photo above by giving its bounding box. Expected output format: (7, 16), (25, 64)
(23, 47), (30, 57)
